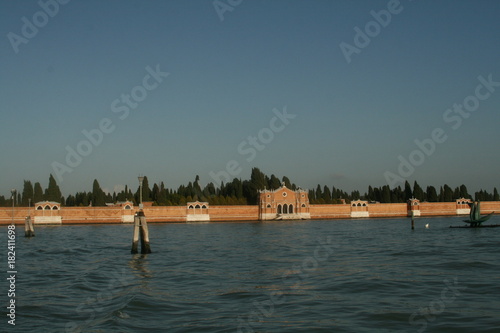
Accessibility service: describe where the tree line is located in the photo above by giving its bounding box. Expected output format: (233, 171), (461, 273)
(1, 168), (499, 207)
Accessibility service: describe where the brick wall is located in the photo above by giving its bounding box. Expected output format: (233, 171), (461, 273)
(310, 204), (351, 219)
(419, 202), (456, 216)
(368, 203), (408, 217)
(1, 201), (499, 225)
(209, 206), (259, 221)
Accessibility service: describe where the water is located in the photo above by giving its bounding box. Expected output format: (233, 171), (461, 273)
(2, 217), (500, 333)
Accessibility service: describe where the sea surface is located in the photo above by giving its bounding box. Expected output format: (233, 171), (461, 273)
(2, 217), (500, 333)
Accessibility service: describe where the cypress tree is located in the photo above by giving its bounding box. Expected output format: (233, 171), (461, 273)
(268, 174), (281, 190)
(322, 185), (332, 203)
(65, 195), (76, 206)
(136, 176), (152, 202)
(367, 186), (374, 202)
(390, 192), (399, 203)
(309, 189), (316, 202)
(381, 186), (391, 203)
(459, 184), (469, 199)
(438, 186), (444, 202)
(157, 182), (168, 205)
(315, 185), (322, 201)
(203, 182), (216, 197)
(194, 175), (202, 197)
(44, 174), (62, 202)
(250, 168), (267, 189)
(404, 181), (412, 200)
(426, 186), (438, 202)
(151, 183), (160, 203)
(413, 181), (425, 201)
(92, 179), (106, 206)
(282, 176), (292, 188)
(21, 180), (34, 206)
(443, 184), (453, 202)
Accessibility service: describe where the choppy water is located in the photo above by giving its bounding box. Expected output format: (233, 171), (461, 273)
(2, 217), (500, 333)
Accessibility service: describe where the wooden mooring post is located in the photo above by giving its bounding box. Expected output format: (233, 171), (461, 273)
(25, 216), (35, 237)
(411, 211), (415, 230)
(131, 210), (151, 254)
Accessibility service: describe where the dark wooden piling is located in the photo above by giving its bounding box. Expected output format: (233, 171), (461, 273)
(131, 210), (151, 254)
(411, 211), (415, 230)
(25, 216), (35, 237)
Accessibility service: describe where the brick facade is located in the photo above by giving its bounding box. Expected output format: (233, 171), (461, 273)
(259, 185), (310, 220)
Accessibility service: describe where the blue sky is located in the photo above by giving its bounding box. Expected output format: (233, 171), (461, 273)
(1, 0), (499, 197)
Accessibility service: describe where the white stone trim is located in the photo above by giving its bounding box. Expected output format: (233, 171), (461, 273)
(122, 215), (135, 223)
(351, 211), (369, 218)
(410, 210), (421, 217)
(186, 214), (210, 222)
(34, 216), (62, 224)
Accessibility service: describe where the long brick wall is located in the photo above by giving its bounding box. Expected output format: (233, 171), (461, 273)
(0, 201), (499, 225)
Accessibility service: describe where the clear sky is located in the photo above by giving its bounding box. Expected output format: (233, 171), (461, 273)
(1, 0), (499, 197)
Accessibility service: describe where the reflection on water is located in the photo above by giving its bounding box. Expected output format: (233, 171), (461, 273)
(129, 254), (153, 279)
(6, 217), (500, 332)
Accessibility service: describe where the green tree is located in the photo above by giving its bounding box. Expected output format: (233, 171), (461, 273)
(373, 187), (381, 202)
(404, 181), (412, 200)
(203, 182), (216, 197)
(322, 185), (332, 203)
(243, 168), (267, 204)
(44, 175), (62, 202)
(282, 176), (292, 188)
(350, 190), (360, 200)
(394, 186), (405, 203)
(390, 191), (399, 203)
(494, 187), (499, 201)
(65, 195), (76, 206)
(250, 168), (267, 189)
(413, 181), (425, 201)
(315, 185), (322, 202)
(135, 176), (151, 203)
(76, 192), (90, 206)
(459, 184), (469, 199)
(426, 186), (438, 202)
(116, 188), (127, 202)
(367, 186), (374, 202)
(443, 184), (453, 202)
(151, 183), (160, 203)
(21, 180), (34, 207)
(268, 174), (281, 190)
(156, 182), (168, 205)
(381, 185), (391, 203)
(308, 189), (316, 202)
(194, 175), (202, 197)
(92, 179), (106, 206)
